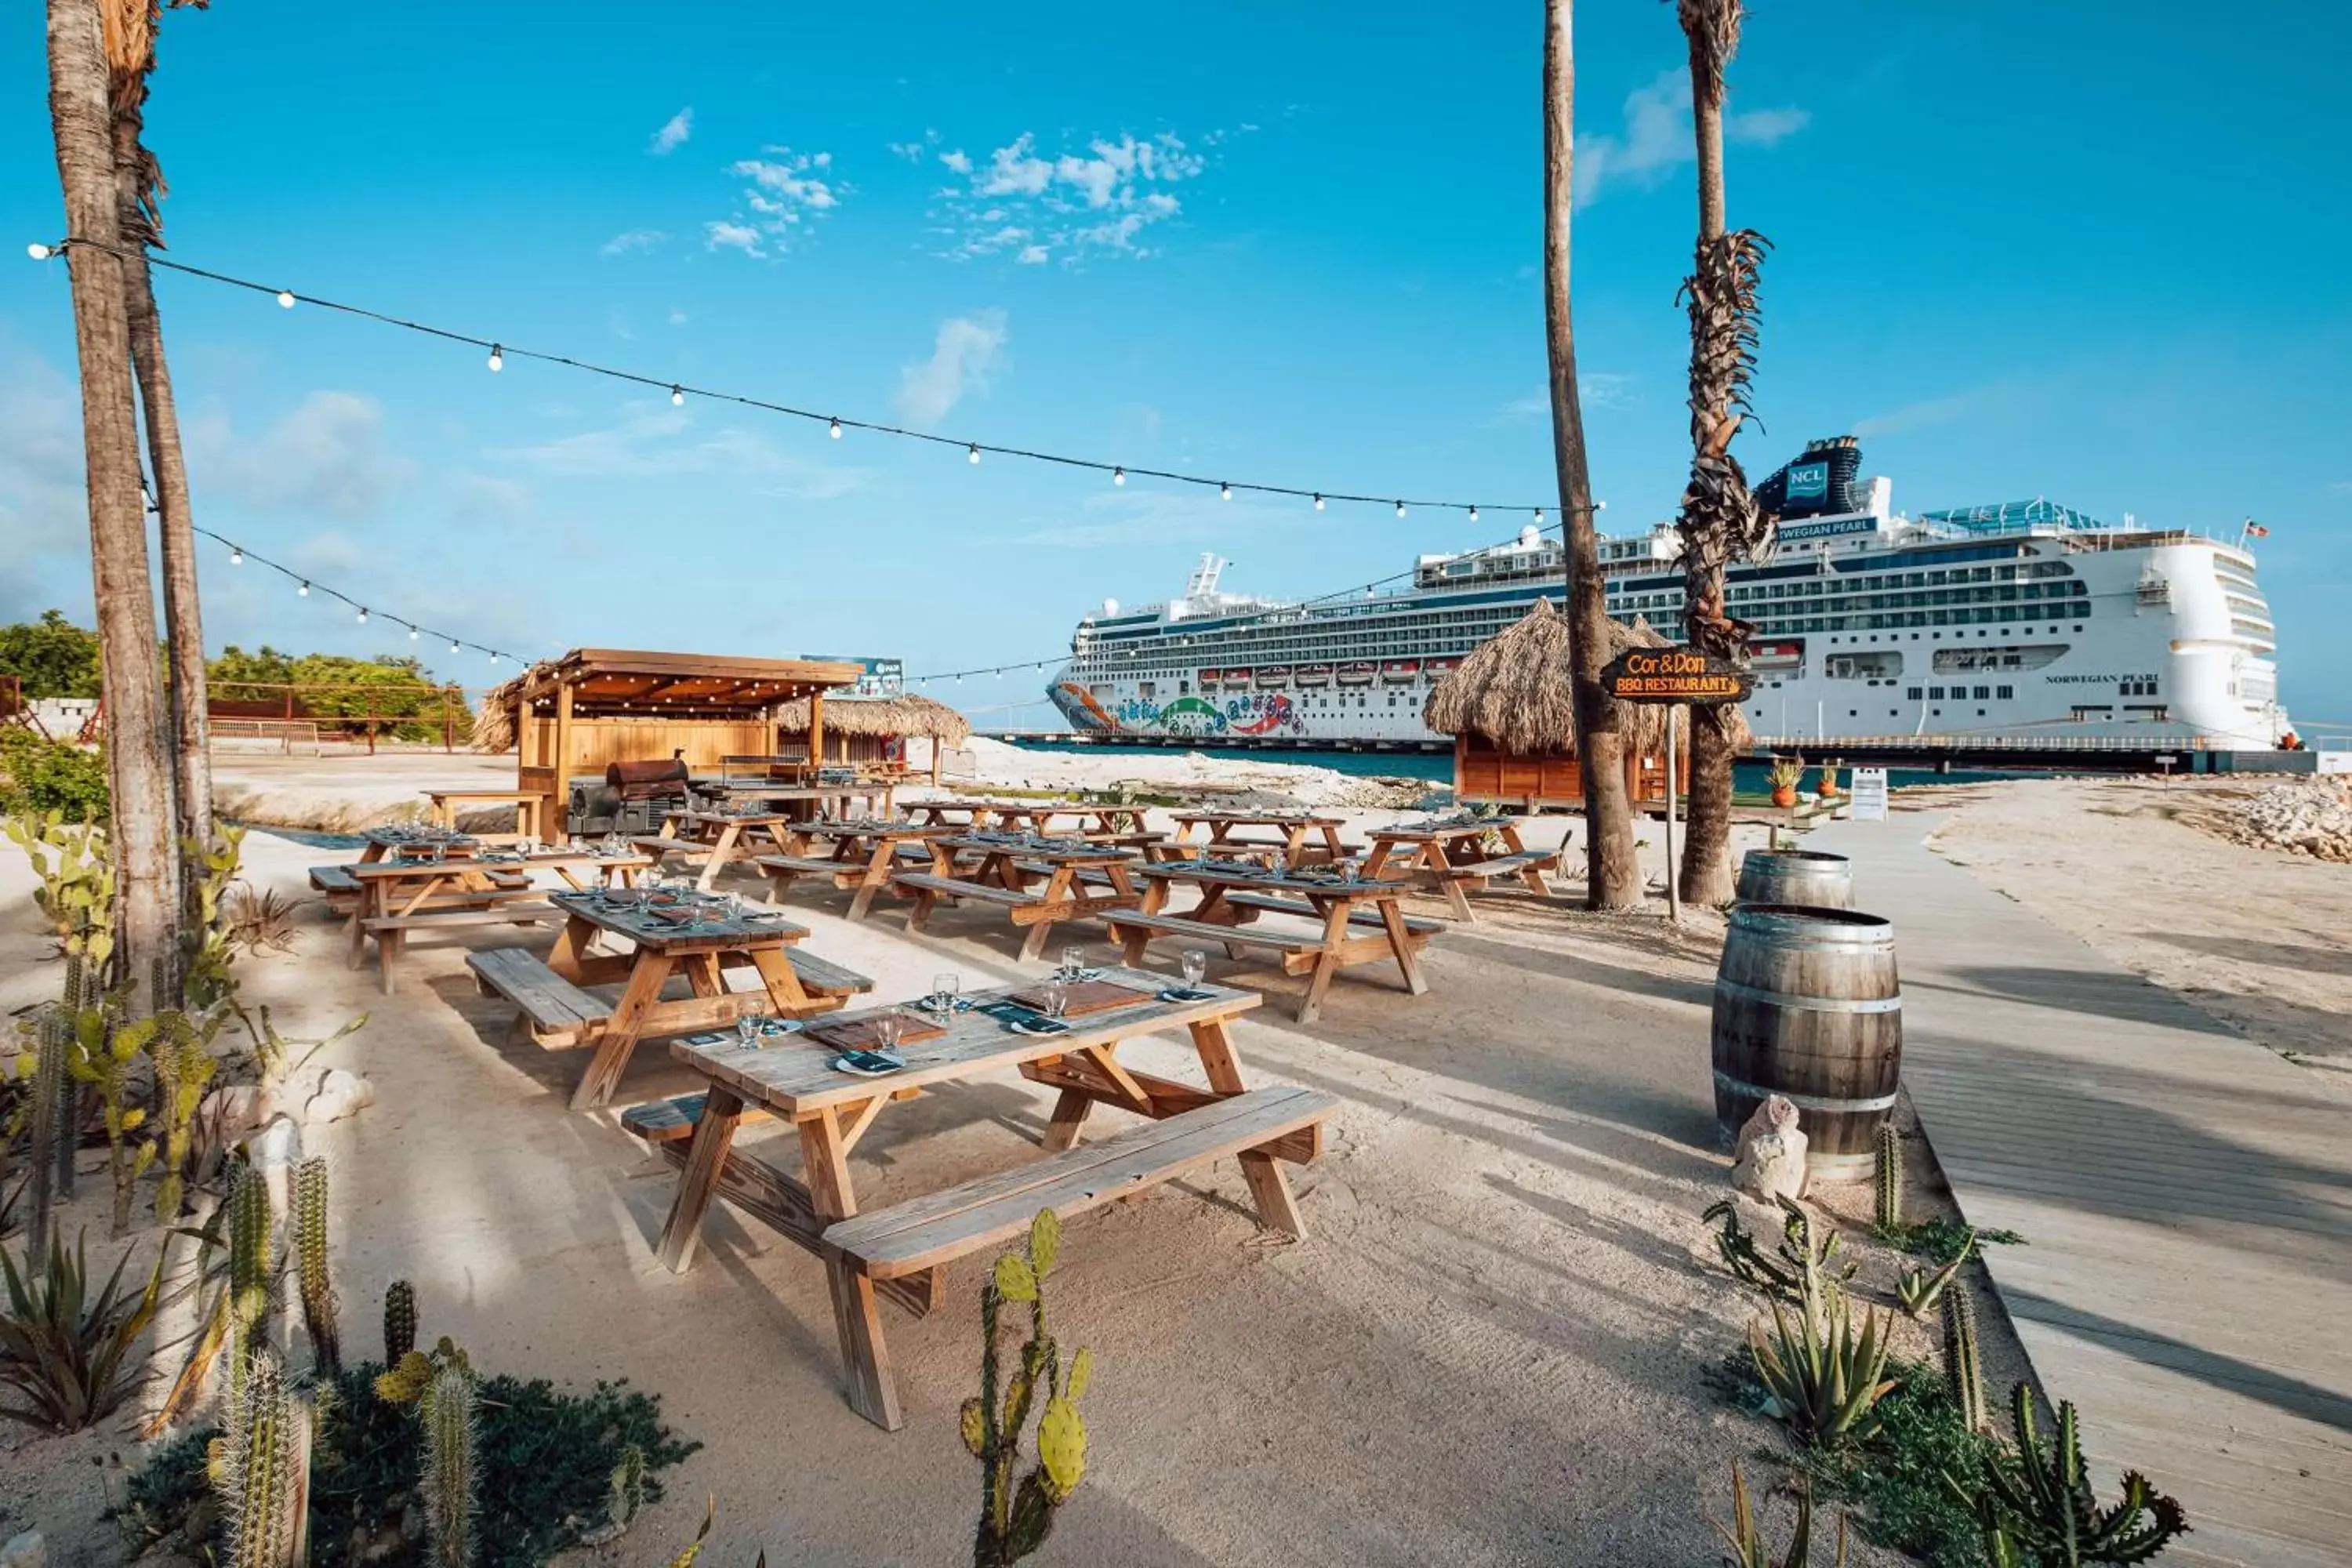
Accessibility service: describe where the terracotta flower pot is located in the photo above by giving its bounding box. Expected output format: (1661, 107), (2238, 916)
(1771, 786), (1798, 808)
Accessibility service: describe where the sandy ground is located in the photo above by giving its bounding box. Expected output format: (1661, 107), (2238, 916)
(0, 748), (1974, 1566)
(1924, 776), (2352, 1085)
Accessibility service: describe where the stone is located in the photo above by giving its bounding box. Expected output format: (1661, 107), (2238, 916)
(303, 1067), (376, 1124)
(1, 1530), (45, 1568)
(1730, 1094), (1810, 1203)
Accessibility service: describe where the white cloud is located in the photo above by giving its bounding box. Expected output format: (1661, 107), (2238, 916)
(648, 107), (693, 155)
(1496, 374), (1637, 422)
(1575, 69), (1809, 207)
(599, 228), (666, 256)
(192, 391), (416, 518)
(705, 147), (842, 257)
(895, 310), (1008, 426)
(489, 404), (867, 499)
(937, 131), (1210, 265)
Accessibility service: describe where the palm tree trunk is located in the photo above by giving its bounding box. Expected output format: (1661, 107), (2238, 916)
(113, 105), (216, 889)
(47, 0), (179, 1009)
(1544, 0), (1640, 910)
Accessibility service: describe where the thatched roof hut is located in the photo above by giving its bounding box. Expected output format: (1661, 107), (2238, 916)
(1423, 598), (1751, 754)
(772, 692), (971, 746)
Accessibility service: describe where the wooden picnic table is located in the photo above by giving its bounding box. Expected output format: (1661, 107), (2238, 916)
(894, 833), (1142, 961)
(755, 818), (961, 921)
(423, 789), (545, 840)
(356, 825), (477, 863)
(1112, 859), (1436, 1023)
(635, 808), (806, 892)
(902, 797), (1055, 829)
(1363, 815), (1560, 922)
(539, 889), (850, 1109)
(690, 779), (898, 818)
(341, 848), (652, 994)
(1170, 808), (1352, 865)
(639, 969), (1333, 1430)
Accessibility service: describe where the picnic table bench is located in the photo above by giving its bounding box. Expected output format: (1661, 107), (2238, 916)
(470, 941), (873, 1051)
(1110, 860), (1434, 1023)
(1364, 815), (1560, 921)
(754, 819), (961, 921)
(637, 808), (804, 891)
(339, 848), (652, 994)
(892, 833), (1142, 960)
(1170, 809), (1355, 866)
(635, 971), (1334, 1430)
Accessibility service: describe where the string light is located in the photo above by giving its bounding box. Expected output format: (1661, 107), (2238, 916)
(1395, 500), (1406, 518)
(229, 545), (243, 564)
(27, 242), (50, 260)
(486, 343), (503, 372)
(408, 626), (419, 640)
(1221, 482), (1232, 501)
(1112, 466), (1126, 487)
(189, 524), (522, 665)
(829, 416), (841, 439)
(27, 237), (1562, 521)
(1534, 506), (1543, 524)
(1468, 505), (1479, 523)
(297, 580), (310, 596)
(356, 607), (368, 623)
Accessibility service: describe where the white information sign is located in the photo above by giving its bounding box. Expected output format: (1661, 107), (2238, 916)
(2317, 752), (2351, 775)
(1849, 767), (1890, 821)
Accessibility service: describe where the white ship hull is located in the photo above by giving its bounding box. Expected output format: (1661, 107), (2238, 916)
(1046, 454), (2287, 753)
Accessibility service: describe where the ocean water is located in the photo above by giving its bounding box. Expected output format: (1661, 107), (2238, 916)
(994, 738), (2059, 793)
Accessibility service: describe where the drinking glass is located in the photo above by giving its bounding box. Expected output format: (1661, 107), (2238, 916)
(736, 1014), (763, 1049)
(932, 972), (961, 1012)
(1180, 949), (1207, 994)
(873, 1011), (906, 1052)
(1039, 982), (1069, 1021)
(1058, 945), (1087, 982)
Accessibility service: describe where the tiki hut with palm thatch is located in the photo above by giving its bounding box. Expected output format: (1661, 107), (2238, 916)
(1423, 599), (1750, 810)
(774, 691), (971, 781)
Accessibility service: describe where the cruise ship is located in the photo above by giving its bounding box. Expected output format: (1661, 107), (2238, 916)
(1044, 437), (2288, 751)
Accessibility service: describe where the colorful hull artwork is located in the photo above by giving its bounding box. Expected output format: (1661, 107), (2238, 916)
(1050, 683), (1306, 737)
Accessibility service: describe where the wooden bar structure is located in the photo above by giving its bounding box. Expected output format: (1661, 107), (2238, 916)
(1450, 734), (1689, 812)
(485, 650), (866, 841)
(772, 693), (972, 783)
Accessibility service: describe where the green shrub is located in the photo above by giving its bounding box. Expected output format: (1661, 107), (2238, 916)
(0, 729), (109, 819)
(1794, 1362), (2006, 1567)
(115, 1361), (699, 1566)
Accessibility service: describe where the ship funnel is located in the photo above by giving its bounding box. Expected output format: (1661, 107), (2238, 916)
(1101, 598), (1120, 616)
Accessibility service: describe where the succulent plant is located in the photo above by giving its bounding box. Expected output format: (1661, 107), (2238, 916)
(216, 1350), (306, 1568)
(1897, 1231), (1973, 1319)
(227, 1161), (275, 1387)
(967, 1210), (1094, 1566)
(1751, 1271), (1897, 1450)
(1874, 1123), (1902, 1232)
(383, 1278), (417, 1364)
(1703, 1194), (1853, 1302)
(1954, 1384), (2190, 1565)
(1943, 1287), (1987, 1435)
(292, 1156), (340, 1375)
(420, 1361), (478, 1568)
(1713, 1464), (1849, 1566)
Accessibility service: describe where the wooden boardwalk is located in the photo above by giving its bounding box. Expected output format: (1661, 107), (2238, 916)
(1811, 816), (2352, 1566)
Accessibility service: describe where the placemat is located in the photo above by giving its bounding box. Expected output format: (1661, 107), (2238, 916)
(806, 1011), (948, 1051)
(1007, 978), (1152, 1018)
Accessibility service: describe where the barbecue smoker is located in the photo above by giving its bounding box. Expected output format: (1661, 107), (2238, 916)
(568, 753), (691, 837)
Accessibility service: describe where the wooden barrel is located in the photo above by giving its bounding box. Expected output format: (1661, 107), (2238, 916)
(1737, 849), (1854, 909)
(1711, 905), (1901, 1181)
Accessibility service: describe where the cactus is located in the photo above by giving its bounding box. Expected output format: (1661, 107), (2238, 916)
(149, 1008), (223, 1223)
(419, 1362), (478, 1568)
(1750, 1269), (1898, 1450)
(967, 1210), (1094, 1567)
(1713, 1464), (1850, 1566)
(292, 1156), (341, 1375)
(1874, 1123), (1902, 1232)
(216, 1351), (306, 1568)
(64, 1001), (161, 1237)
(24, 980), (70, 1253)
(1951, 1384), (2190, 1564)
(383, 1278), (418, 1363)
(227, 1161), (276, 1393)
(1943, 1287), (1987, 1434)
(1897, 1230), (1973, 1319)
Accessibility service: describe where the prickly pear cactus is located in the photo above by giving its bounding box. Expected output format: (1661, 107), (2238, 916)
(383, 1278), (418, 1364)
(971, 1210), (1093, 1566)
(420, 1362), (478, 1568)
(217, 1351), (303, 1568)
(293, 1156), (340, 1375)
(1874, 1123), (1902, 1232)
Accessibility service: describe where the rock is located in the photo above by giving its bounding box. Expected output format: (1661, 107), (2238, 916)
(2, 1530), (45, 1568)
(252, 1113), (304, 1168)
(303, 1067), (376, 1124)
(1729, 1094), (1809, 1203)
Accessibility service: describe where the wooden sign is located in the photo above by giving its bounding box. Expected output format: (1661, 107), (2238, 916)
(1599, 648), (1754, 705)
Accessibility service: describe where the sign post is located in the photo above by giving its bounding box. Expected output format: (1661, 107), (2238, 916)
(1599, 648), (1753, 922)
(1849, 767), (1889, 821)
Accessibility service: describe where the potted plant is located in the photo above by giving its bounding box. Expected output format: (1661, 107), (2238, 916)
(1768, 757), (1803, 809)
(1814, 764), (1844, 800)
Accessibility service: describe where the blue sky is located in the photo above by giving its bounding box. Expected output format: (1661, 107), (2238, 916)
(2, 2), (2345, 725)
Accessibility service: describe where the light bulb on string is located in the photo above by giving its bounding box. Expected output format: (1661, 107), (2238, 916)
(829, 417), (842, 439)
(967, 443), (981, 464)
(450, 640), (461, 654)
(408, 626), (419, 641)
(1313, 493), (1324, 511)
(1395, 501), (1406, 518)
(27, 242), (52, 260)
(1534, 507), (1544, 524)
(297, 580), (310, 597)
(1221, 482), (1232, 501)
(670, 385), (685, 407)
(356, 607), (368, 624)
(1112, 466), (1125, 487)
(276, 290), (296, 309)
(229, 545), (244, 565)
(1468, 505), (1479, 523)
(486, 344), (503, 372)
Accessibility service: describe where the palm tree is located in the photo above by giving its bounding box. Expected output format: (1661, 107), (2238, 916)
(105, 0), (216, 899)
(47, 0), (181, 1008)
(1671, 0), (1773, 907)
(1545, 0), (1641, 909)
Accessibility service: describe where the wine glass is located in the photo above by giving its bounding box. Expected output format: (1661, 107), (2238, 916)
(1039, 981), (1069, 1022)
(1058, 945), (1087, 983)
(1180, 949), (1207, 996)
(931, 971), (961, 1013)
(873, 1011), (906, 1053)
(735, 1013), (763, 1049)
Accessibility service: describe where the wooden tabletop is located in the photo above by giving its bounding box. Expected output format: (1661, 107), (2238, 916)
(1134, 861), (1413, 895)
(344, 848), (651, 879)
(1367, 815), (1522, 841)
(363, 826), (477, 849)
(937, 832), (1136, 862)
(1171, 809), (1345, 826)
(666, 808), (798, 826)
(549, 889), (807, 950)
(794, 818), (957, 838)
(692, 781), (884, 799)
(673, 968), (1259, 1116)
